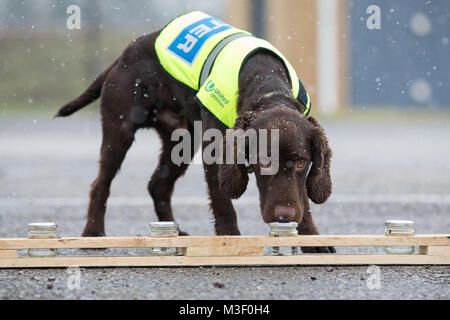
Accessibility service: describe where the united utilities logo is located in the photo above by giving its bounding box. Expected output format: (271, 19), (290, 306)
(206, 81), (229, 108)
(205, 80), (215, 92)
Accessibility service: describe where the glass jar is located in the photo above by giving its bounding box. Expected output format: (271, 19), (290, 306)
(149, 221), (180, 256)
(27, 222), (58, 257)
(266, 222), (298, 256)
(384, 220), (415, 254)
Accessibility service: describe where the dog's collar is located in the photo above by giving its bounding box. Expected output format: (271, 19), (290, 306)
(258, 91), (310, 116)
(258, 91), (291, 103)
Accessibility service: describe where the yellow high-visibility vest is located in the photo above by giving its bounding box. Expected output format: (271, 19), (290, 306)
(155, 11), (311, 128)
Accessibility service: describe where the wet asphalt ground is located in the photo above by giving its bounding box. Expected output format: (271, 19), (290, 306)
(0, 110), (449, 299)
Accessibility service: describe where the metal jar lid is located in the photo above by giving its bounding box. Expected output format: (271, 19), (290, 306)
(150, 221), (179, 229)
(150, 221), (179, 234)
(269, 222), (298, 229)
(269, 222), (298, 236)
(28, 222), (57, 231)
(385, 220), (414, 228)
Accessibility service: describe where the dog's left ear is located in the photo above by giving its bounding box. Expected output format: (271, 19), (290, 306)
(306, 116), (333, 204)
(218, 111), (256, 199)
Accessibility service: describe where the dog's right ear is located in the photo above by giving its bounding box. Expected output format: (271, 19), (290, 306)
(306, 116), (333, 204)
(218, 112), (256, 199)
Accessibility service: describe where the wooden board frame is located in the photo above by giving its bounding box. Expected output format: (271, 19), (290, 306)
(0, 234), (449, 268)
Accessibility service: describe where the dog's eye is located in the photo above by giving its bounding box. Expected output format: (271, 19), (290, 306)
(295, 160), (307, 171)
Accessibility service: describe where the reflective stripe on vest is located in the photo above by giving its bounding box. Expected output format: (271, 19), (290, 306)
(155, 11), (311, 128)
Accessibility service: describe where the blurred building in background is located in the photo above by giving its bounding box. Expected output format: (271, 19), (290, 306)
(228, 0), (450, 112)
(348, 0), (450, 109)
(228, 0), (347, 113)
(0, 0), (449, 114)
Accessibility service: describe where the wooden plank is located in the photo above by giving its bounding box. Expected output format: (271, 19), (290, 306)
(420, 246), (450, 256)
(0, 234), (448, 250)
(185, 246), (263, 257)
(419, 246), (428, 255)
(0, 250), (17, 258)
(0, 254), (449, 268)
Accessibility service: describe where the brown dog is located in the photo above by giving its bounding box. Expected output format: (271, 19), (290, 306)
(56, 24), (334, 253)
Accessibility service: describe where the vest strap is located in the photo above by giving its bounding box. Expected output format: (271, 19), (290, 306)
(199, 32), (251, 88)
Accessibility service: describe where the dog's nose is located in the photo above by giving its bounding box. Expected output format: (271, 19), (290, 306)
(273, 205), (296, 221)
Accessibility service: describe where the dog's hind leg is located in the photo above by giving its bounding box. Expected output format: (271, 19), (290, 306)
(82, 117), (136, 237)
(148, 125), (196, 235)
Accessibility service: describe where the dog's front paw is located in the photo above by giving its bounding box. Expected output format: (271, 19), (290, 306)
(301, 246), (336, 254)
(215, 228), (241, 235)
(82, 228), (106, 237)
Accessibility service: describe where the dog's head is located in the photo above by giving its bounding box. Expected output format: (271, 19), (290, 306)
(218, 107), (332, 224)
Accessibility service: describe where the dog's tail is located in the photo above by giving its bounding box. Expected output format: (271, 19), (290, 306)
(54, 59), (118, 117)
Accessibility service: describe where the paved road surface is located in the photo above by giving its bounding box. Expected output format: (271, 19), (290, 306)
(0, 110), (449, 299)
